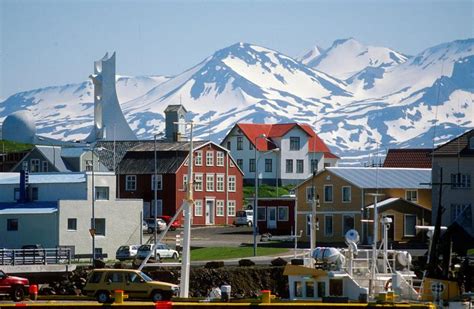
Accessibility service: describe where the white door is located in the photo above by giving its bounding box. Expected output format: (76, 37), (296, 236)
(267, 207), (277, 229)
(205, 200), (215, 225)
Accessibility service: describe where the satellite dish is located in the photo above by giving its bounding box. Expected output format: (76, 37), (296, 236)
(396, 251), (412, 267)
(345, 229), (360, 244)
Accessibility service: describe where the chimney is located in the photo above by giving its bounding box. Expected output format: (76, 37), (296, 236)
(164, 105), (188, 142)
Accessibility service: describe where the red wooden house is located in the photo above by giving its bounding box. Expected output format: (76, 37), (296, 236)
(118, 140), (244, 226)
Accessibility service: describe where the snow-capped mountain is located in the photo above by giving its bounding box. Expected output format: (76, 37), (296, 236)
(297, 45), (325, 66)
(303, 38), (408, 81)
(1, 38), (473, 163)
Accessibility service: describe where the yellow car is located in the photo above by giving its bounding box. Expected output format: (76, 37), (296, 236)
(83, 269), (179, 303)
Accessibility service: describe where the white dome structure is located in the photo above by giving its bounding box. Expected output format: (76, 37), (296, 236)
(2, 110), (37, 144)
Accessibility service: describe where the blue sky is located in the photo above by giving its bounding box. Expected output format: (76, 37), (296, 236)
(1, 0), (472, 99)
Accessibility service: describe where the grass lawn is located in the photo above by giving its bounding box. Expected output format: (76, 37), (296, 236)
(190, 246), (288, 261)
(243, 184), (294, 199)
(0, 140), (33, 153)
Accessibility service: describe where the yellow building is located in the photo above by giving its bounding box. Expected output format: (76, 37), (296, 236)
(295, 167), (432, 245)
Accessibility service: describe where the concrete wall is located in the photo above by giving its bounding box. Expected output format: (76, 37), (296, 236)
(0, 212), (59, 248)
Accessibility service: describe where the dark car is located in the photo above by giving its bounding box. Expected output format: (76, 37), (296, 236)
(0, 270), (29, 301)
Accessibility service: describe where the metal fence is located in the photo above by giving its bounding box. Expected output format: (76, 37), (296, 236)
(0, 247), (72, 265)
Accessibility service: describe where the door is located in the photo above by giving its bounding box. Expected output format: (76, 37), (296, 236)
(205, 200), (215, 225)
(267, 207), (277, 229)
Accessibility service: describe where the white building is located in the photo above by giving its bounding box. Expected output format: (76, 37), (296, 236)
(221, 123), (339, 185)
(0, 172), (142, 258)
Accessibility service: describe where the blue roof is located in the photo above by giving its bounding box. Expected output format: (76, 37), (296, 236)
(0, 202), (58, 215)
(326, 167), (432, 189)
(0, 172), (86, 185)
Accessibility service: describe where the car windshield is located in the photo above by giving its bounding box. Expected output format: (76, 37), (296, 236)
(140, 271), (153, 282)
(118, 246), (129, 251)
(138, 245), (150, 251)
(236, 211), (247, 217)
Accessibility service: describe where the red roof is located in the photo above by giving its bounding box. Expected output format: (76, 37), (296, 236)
(236, 123), (334, 154)
(383, 148), (432, 168)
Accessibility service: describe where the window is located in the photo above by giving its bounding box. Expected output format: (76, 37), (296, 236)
(206, 174), (215, 191)
(226, 141), (231, 150)
(125, 175), (136, 191)
(195, 151), (202, 166)
(92, 218), (106, 236)
(405, 190), (417, 202)
(404, 214), (417, 237)
(95, 187), (109, 200)
(324, 185), (333, 203)
(42, 161), (48, 172)
(249, 142), (254, 150)
(342, 215), (354, 235)
(183, 174), (188, 190)
(296, 160), (304, 173)
(237, 137), (243, 150)
(216, 200), (224, 216)
(290, 137), (300, 151)
(227, 200), (236, 216)
(105, 272), (124, 283)
(451, 203), (472, 227)
(194, 200), (203, 216)
(265, 159), (272, 172)
(324, 163), (331, 168)
(306, 186), (315, 202)
(286, 159), (293, 173)
(306, 281), (315, 298)
(85, 160), (93, 171)
(206, 151), (214, 166)
(194, 174), (203, 191)
(310, 159), (318, 173)
(31, 187), (38, 201)
(317, 282), (326, 298)
(7, 219), (18, 231)
(237, 159), (243, 170)
(342, 186), (351, 203)
(89, 272), (103, 284)
(451, 173), (471, 189)
(216, 151), (225, 166)
(278, 207), (289, 221)
(216, 174), (225, 192)
(30, 159), (40, 172)
(151, 174), (163, 191)
(294, 281), (303, 297)
(249, 158), (255, 173)
(257, 207), (266, 221)
(67, 218), (77, 231)
(228, 175), (236, 192)
(324, 215), (333, 236)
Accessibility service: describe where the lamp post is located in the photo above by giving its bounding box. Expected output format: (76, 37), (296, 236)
(253, 134), (279, 256)
(153, 134), (159, 259)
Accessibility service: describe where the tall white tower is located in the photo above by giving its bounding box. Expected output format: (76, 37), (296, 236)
(85, 52), (137, 142)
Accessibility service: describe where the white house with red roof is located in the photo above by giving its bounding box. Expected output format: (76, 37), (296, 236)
(221, 123), (339, 185)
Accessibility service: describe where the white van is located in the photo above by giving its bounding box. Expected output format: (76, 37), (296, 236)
(233, 210), (253, 227)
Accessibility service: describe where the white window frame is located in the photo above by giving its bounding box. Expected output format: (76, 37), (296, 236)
(206, 151), (214, 166)
(216, 174), (225, 192)
(194, 174), (203, 191)
(278, 206), (289, 221)
(227, 200), (236, 216)
(95, 186), (109, 200)
(183, 174), (188, 191)
(30, 159), (40, 172)
(195, 151), (203, 166)
(342, 186), (351, 203)
(324, 185), (333, 203)
(324, 215), (333, 237)
(194, 200), (203, 216)
(405, 189), (418, 202)
(404, 214), (417, 237)
(125, 175), (137, 191)
(216, 200), (225, 217)
(228, 175), (236, 192)
(206, 173), (215, 192)
(216, 151), (225, 166)
(151, 174), (163, 191)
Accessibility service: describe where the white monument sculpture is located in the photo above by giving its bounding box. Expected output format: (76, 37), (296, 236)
(85, 52), (137, 142)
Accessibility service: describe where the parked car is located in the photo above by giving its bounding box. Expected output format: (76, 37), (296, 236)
(233, 210), (253, 227)
(145, 218), (167, 234)
(82, 268), (179, 303)
(115, 245), (141, 261)
(158, 215), (180, 231)
(142, 221), (149, 233)
(0, 270), (29, 301)
(136, 243), (179, 260)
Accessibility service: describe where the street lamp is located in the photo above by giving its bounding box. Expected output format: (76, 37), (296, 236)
(253, 133), (279, 256)
(153, 134), (159, 259)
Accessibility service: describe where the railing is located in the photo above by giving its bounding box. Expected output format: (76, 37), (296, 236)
(0, 248), (72, 265)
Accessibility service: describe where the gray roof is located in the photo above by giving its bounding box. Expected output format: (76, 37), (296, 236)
(119, 151), (188, 174)
(0, 172), (86, 184)
(327, 167), (432, 189)
(0, 202), (58, 215)
(94, 141), (154, 171)
(130, 140), (208, 152)
(164, 104), (187, 113)
(36, 145), (70, 172)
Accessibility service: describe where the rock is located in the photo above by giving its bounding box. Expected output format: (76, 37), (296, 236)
(271, 257), (287, 266)
(238, 259), (255, 267)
